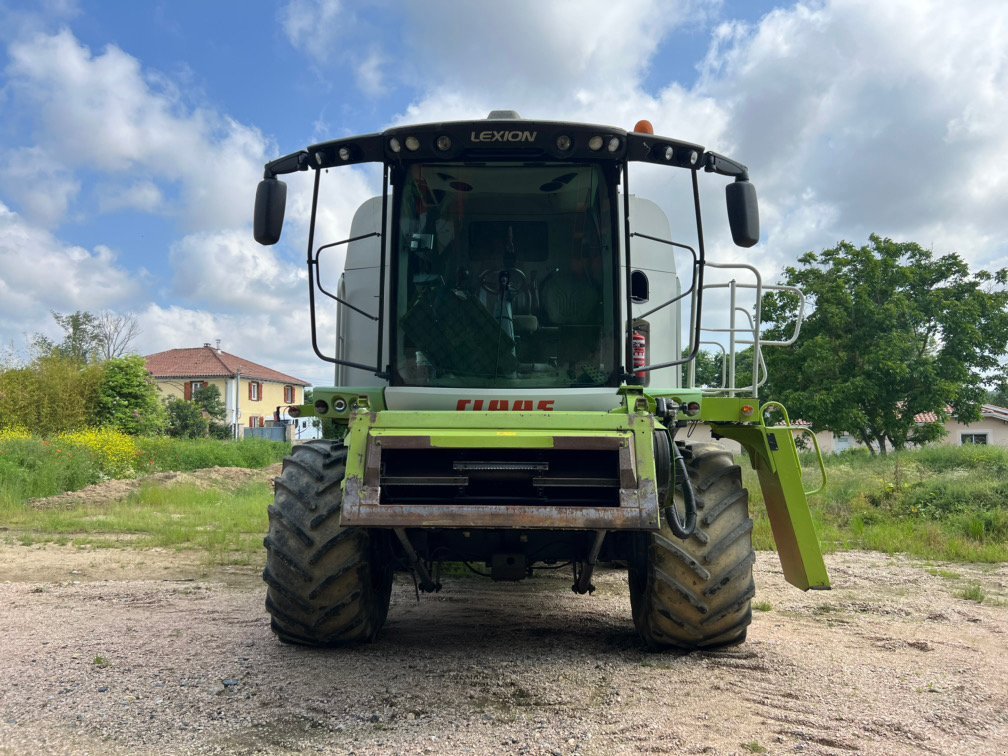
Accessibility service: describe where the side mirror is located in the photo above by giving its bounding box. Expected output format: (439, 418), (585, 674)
(726, 179), (759, 248)
(254, 178), (287, 245)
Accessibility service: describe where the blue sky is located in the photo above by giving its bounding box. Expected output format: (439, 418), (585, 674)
(1, 0), (1006, 387)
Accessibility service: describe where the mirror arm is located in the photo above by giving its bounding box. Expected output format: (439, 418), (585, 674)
(703, 151), (749, 181)
(263, 150), (311, 179)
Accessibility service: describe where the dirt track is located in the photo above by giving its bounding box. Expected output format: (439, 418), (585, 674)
(1, 546), (1006, 755)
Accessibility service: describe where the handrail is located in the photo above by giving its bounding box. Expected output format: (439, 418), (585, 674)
(760, 401), (827, 496)
(692, 261), (808, 397)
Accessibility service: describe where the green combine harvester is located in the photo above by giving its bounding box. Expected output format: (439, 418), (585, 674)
(253, 111), (830, 649)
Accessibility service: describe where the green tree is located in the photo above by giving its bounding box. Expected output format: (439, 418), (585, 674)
(192, 384), (226, 420)
(31, 311), (100, 363)
(685, 347), (755, 390)
(762, 235), (1008, 454)
(986, 377), (1008, 408)
(192, 384), (230, 438)
(93, 356), (167, 435)
(165, 397), (208, 438)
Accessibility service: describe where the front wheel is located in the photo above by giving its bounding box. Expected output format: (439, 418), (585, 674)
(629, 441), (755, 649)
(263, 440), (393, 646)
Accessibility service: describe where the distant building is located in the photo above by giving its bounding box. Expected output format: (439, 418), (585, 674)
(145, 343), (310, 438)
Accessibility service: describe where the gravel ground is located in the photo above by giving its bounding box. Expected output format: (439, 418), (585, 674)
(1, 545), (1006, 755)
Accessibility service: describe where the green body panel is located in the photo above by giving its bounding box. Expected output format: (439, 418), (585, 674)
(696, 396), (760, 423)
(711, 420), (831, 590)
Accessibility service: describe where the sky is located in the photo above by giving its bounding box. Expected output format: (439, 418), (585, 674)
(0, 0), (1006, 388)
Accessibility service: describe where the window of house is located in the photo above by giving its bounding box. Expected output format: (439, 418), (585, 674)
(284, 385), (295, 403)
(249, 416), (264, 428)
(185, 381), (207, 400)
(249, 381), (261, 401)
(961, 433), (988, 445)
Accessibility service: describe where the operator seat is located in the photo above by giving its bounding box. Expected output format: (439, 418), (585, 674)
(540, 272), (599, 325)
(538, 270), (602, 368)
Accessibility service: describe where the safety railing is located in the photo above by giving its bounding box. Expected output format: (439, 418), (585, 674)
(686, 260), (806, 398)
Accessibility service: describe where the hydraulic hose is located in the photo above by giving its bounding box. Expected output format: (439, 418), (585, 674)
(661, 428), (697, 539)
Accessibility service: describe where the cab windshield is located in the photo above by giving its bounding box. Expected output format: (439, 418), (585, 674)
(394, 163), (616, 388)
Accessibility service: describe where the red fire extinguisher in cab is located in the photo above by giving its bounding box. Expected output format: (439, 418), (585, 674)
(632, 320), (649, 385)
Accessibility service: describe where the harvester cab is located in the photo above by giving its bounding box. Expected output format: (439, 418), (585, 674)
(254, 112), (829, 649)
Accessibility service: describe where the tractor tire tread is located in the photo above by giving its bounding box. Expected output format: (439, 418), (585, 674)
(630, 441), (756, 650)
(263, 441), (392, 646)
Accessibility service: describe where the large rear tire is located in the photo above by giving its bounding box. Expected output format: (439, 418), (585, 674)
(629, 440), (755, 649)
(263, 440), (393, 646)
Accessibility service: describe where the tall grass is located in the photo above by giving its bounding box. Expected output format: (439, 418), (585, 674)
(746, 445), (1008, 562)
(0, 434), (289, 509)
(136, 437), (289, 472)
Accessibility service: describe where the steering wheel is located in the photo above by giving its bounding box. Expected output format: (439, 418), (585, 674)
(479, 267), (528, 295)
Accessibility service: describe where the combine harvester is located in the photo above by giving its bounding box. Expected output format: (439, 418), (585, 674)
(253, 111), (830, 649)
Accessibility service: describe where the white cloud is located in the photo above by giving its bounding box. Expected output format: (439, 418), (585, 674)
(281, 0), (344, 65)
(0, 201), (142, 340)
(355, 49), (385, 97)
(0, 147), (80, 227)
(698, 0), (1008, 269)
(97, 180), (164, 214)
(4, 29), (270, 231)
(5, 0), (1007, 386)
(397, 0), (701, 106)
(168, 230), (304, 313)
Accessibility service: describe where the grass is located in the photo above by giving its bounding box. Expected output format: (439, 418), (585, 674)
(925, 567), (960, 580)
(957, 583), (986, 603)
(0, 434), (288, 508)
(5, 482), (272, 564)
(745, 445), (1008, 563)
(0, 433), (285, 564)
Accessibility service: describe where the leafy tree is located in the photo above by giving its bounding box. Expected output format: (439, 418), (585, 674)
(192, 384), (226, 420)
(685, 347), (755, 389)
(192, 384), (230, 438)
(762, 235), (1008, 454)
(31, 311), (99, 363)
(208, 421), (234, 440)
(165, 397), (208, 438)
(688, 349), (724, 388)
(986, 376), (1008, 408)
(93, 356), (167, 436)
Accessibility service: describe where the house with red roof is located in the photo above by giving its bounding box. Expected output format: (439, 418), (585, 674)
(145, 343), (310, 436)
